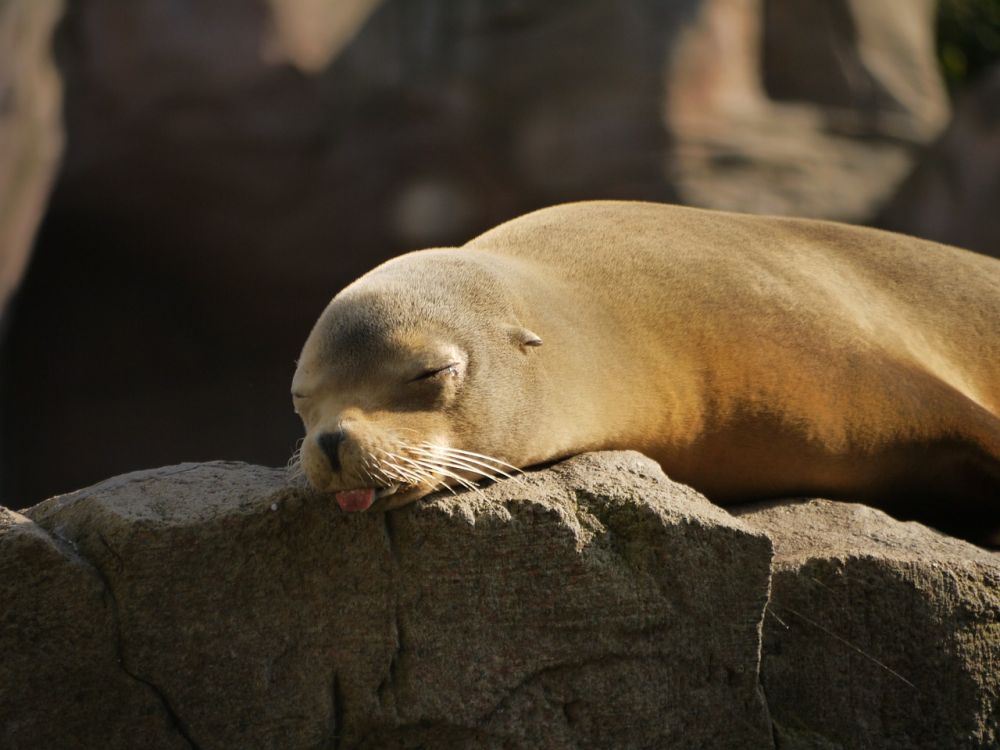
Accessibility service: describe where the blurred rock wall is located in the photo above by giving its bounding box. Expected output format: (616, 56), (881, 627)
(0, 0), (63, 316)
(2, 0), (991, 507)
(878, 64), (1000, 254)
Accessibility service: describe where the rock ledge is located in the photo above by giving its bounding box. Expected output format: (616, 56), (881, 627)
(2, 452), (997, 749)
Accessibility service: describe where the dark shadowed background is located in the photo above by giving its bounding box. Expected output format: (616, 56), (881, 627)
(1, 0), (998, 509)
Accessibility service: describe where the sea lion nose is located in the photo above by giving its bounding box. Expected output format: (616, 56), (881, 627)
(317, 430), (345, 473)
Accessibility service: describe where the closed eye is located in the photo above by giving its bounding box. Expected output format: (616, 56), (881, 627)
(411, 363), (459, 382)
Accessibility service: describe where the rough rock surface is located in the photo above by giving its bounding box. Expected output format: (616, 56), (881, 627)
(2, 452), (776, 749)
(0, 506), (187, 748)
(3, 451), (998, 749)
(738, 499), (1000, 750)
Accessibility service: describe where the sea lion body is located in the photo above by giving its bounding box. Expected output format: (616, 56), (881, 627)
(293, 202), (1000, 539)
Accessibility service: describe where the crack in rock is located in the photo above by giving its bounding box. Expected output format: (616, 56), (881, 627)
(326, 672), (344, 750)
(377, 511), (405, 716)
(67, 526), (203, 749)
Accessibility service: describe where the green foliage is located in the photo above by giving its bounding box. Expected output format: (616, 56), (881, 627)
(937, 0), (1000, 90)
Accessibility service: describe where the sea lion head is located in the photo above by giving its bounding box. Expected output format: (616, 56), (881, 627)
(291, 250), (543, 511)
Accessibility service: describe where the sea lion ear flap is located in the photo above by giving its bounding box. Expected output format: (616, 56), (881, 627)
(508, 325), (543, 350)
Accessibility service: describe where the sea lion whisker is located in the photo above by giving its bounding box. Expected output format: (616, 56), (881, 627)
(418, 457), (506, 488)
(418, 444), (522, 474)
(409, 447), (515, 480)
(361, 458), (397, 488)
(376, 456), (429, 486)
(395, 454), (482, 495)
(370, 450), (423, 484)
(379, 450), (452, 490)
(400, 443), (508, 493)
(427, 444), (519, 469)
(423, 459), (495, 483)
(427, 476), (458, 496)
(435, 460), (498, 482)
(286, 458), (303, 475)
(406, 456), (500, 481)
(413, 462), (481, 494)
(366, 455), (401, 484)
(419, 443), (523, 476)
(285, 442), (307, 482)
(360, 454), (388, 482)
(288, 437), (304, 456)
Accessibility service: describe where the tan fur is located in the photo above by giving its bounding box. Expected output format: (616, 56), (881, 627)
(293, 201), (1000, 538)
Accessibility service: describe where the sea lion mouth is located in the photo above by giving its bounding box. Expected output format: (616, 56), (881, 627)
(319, 444), (521, 512)
(376, 483), (402, 499)
(335, 483), (401, 512)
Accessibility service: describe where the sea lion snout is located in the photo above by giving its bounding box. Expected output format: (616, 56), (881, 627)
(316, 430), (345, 473)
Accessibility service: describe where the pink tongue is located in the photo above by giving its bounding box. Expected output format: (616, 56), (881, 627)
(335, 488), (376, 512)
